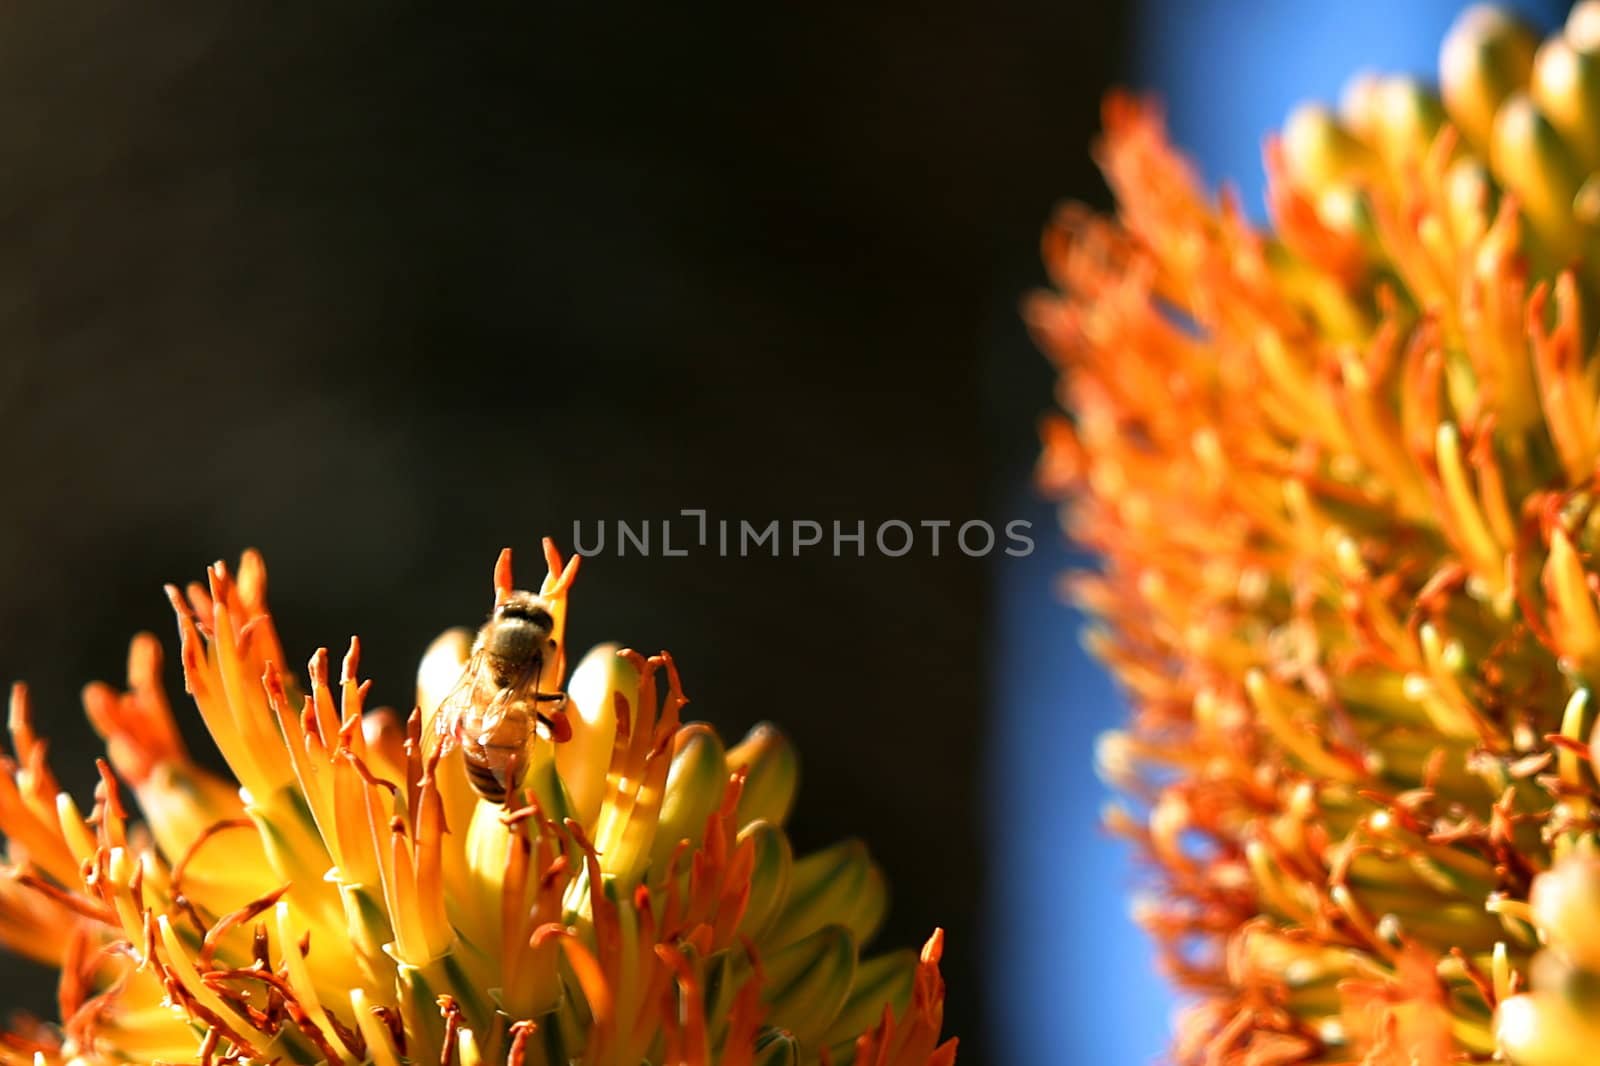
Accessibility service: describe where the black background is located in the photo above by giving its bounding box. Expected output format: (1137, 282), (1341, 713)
(0, 5), (1125, 1059)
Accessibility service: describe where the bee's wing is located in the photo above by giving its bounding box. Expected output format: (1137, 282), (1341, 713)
(421, 655), (482, 762)
(480, 667), (526, 729)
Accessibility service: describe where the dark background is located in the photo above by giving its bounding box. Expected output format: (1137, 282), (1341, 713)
(0, 5), (1127, 1059)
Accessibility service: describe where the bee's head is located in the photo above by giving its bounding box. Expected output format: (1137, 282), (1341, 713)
(487, 592), (556, 662)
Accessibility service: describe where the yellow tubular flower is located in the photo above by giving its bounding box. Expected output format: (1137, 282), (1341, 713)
(0, 539), (957, 1066)
(1037, 3), (1600, 1064)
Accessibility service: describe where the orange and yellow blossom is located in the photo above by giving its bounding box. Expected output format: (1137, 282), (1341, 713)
(0, 539), (956, 1066)
(1037, 3), (1600, 1064)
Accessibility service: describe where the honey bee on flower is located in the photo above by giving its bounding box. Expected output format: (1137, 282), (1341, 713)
(0, 539), (956, 1066)
(423, 546), (578, 804)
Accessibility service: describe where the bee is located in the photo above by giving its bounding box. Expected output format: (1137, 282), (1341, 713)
(425, 588), (573, 804)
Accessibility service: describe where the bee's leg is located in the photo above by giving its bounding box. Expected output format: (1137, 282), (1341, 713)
(529, 660), (570, 741)
(536, 706), (573, 744)
(532, 690), (570, 738)
(525, 653), (567, 711)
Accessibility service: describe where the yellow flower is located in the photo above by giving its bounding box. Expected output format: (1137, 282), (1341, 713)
(0, 540), (956, 1066)
(1037, 3), (1600, 1063)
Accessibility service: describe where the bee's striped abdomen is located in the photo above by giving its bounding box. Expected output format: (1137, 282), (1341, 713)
(464, 758), (508, 804)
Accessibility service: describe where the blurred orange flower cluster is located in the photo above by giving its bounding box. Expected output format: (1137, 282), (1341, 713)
(1037, 4), (1600, 1064)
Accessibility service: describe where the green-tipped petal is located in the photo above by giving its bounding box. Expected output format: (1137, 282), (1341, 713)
(1441, 3), (1539, 151)
(649, 723), (728, 871)
(557, 643), (627, 829)
(1532, 34), (1600, 170)
(752, 1028), (800, 1066)
(1370, 76), (1446, 164)
(1491, 92), (1587, 260)
(735, 820), (793, 942)
(821, 948), (917, 1048)
(726, 723), (799, 827)
(761, 925), (858, 1047)
(1282, 104), (1374, 194)
(766, 839), (885, 951)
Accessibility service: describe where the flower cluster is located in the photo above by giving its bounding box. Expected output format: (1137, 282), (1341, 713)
(0, 540), (956, 1066)
(1036, 3), (1600, 1064)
